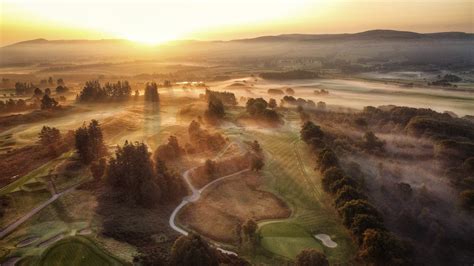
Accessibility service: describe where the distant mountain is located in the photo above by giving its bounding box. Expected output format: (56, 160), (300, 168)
(3, 30), (473, 48)
(1, 30), (472, 66)
(3, 38), (133, 48)
(232, 30), (474, 42)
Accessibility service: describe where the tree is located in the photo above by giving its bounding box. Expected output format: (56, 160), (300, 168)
(242, 219), (258, 247)
(134, 90), (139, 100)
(317, 101), (326, 110)
(205, 95), (225, 120)
(144, 82), (159, 102)
(40, 94), (58, 110)
(295, 249), (329, 266)
(48, 76), (54, 85)
(321, 167), (345, 193)
(334, 185), (366, 208)
(250, 140), (262, 154)
(317, 148), (339, 172)
(245, 98), (282, 124)
(56, 85), (69, 94)
(38, 126), (61, 146)
(107, 141), (160, 207)
(155, 159), (187, 201)
(460, 190), (474, 211)
(300, 121), (324, 143)
(363, 131), (385, 151)
(90, 158), (106, 180)
(57, 78), (64, 86)
(34, 88), (43, 97)
(337, 199), (381, 228)
(246, 98), (267, 115)
(44, 88), (51, 95)
(329, 176), (358, 194)
(251, 156), (264, 172)
(74, 120), (106, 164)
(268, 98), (277, 109)
(350, 214), (385, 242)
(170, 234), (218, 266)
(154, 135), (184, 161)
(358, 229), (412, 265)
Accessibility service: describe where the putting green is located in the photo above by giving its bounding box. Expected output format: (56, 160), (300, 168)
(259, 222), (324, 259)
(39, 236), (124, 266)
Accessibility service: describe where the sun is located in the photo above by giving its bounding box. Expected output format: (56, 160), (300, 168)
(124, 35), (171, 45)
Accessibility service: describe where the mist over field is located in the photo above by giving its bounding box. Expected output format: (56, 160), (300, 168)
(0, 27), (473, 266)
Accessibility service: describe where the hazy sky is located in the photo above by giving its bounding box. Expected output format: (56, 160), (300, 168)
(1, 0), (473, 45)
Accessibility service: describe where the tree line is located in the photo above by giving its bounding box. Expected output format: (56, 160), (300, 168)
(300, 121), (413, 265)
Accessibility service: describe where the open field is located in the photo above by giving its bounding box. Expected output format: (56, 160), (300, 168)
(178, 172), (291, 244)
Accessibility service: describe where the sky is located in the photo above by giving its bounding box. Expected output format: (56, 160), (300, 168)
(0, 0), (473, 46)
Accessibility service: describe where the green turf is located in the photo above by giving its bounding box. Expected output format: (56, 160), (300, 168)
(39, 236), (124, 266)
(259, 222), (323, 259)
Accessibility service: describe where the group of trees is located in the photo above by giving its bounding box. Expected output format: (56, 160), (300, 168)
(38, 126), (74, 156)
(301, 121), (412, 265)
(40, 94), (59, 110)
(249, 140), (264, 171)
(204, 89), (237, 106)
(245, 98), (282, 125)
(74, 120), (107, 164)
(205, 94), (225, 121)
(281, 96), (316, 109)
(188, 120), (227, 152)
(55, 85), (69, 94)
(14, 78), (66, 96)
(361, 105), (474, 212)
(154, 135), (184, 161)
(15, 82), (36, 95)
(106, 141), (187, 207)
(77, 80), (132, 102)
(0, 99), (36, 113)
(361, 131), (385, 152)
(144, 82), (159, 102)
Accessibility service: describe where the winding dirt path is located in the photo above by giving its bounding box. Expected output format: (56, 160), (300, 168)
(168, 142), (248, 256)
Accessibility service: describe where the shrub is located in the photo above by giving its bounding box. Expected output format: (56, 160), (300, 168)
(295, 249), (329, 266)
(170, 234), (218, 266)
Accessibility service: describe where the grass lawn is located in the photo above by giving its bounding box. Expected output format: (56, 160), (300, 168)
(39, 236), (125, 266)
(259, 222), (323, 259)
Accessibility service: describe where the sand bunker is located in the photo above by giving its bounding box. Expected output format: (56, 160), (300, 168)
(314, 234), (338, 248)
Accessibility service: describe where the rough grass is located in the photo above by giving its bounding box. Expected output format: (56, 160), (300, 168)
(0, 150), (74, 195)
(0, 189), (51, 229)
(178, 172), (291, 244)
(39, 236), (124, 266)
